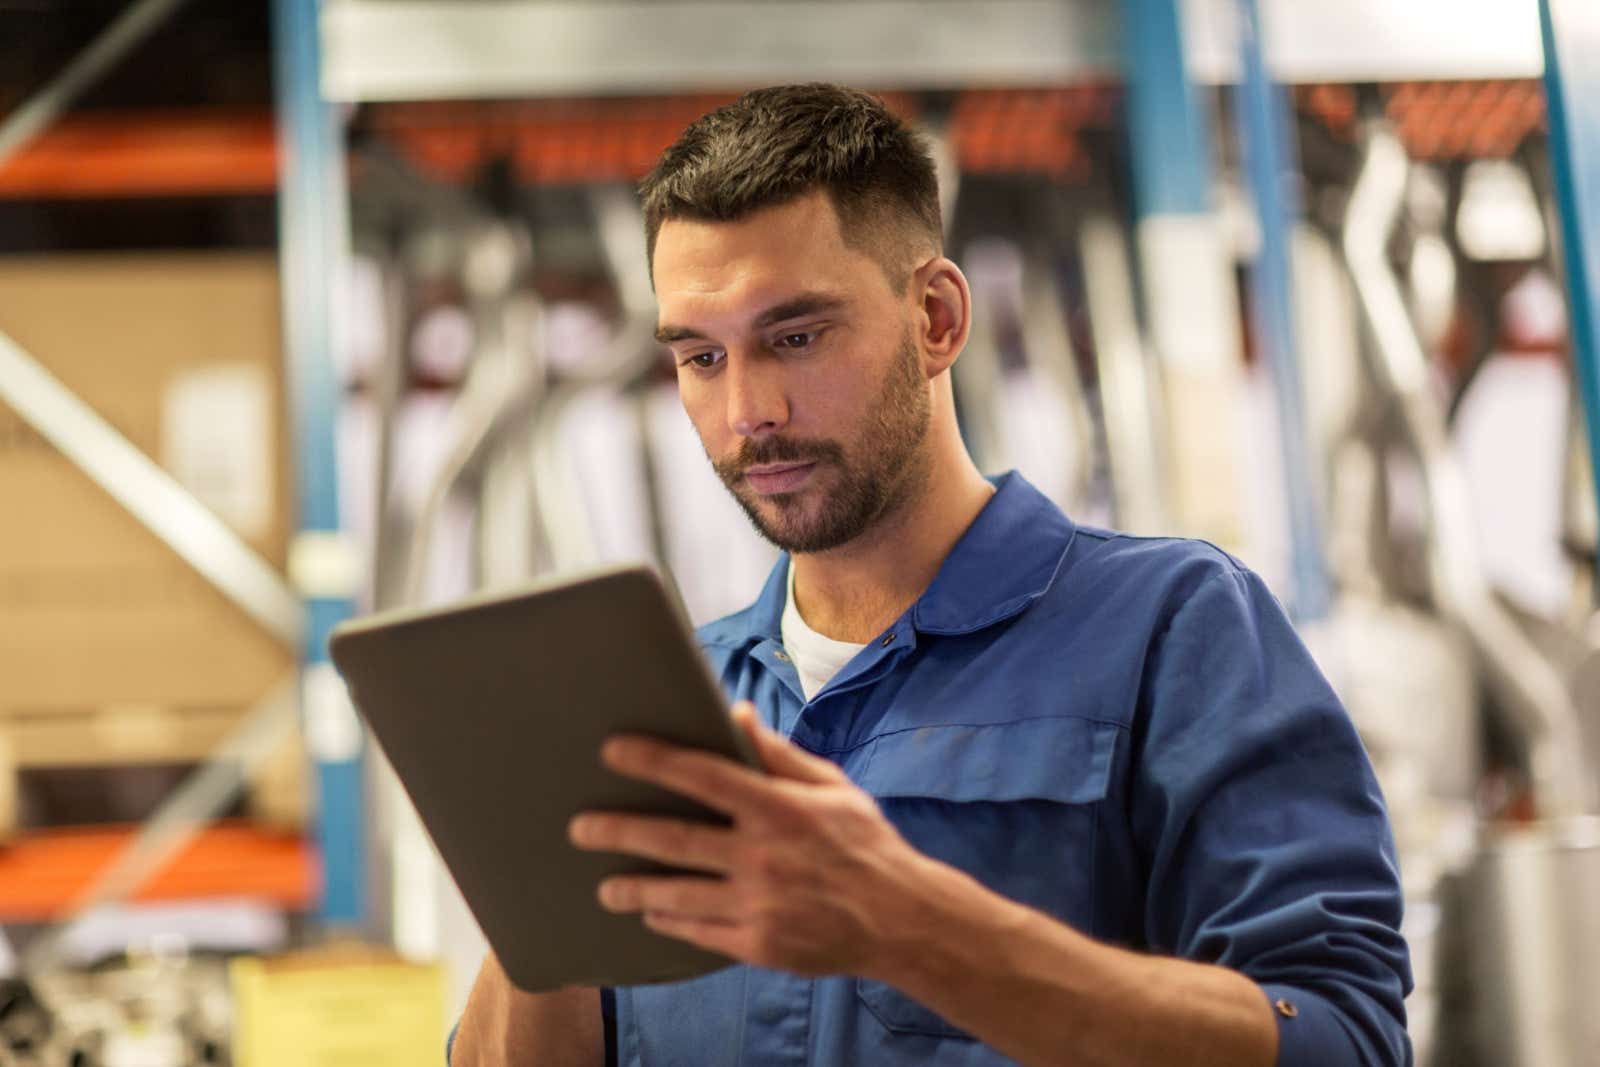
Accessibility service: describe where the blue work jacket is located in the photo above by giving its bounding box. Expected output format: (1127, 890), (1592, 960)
(610, 472), (1410, 1067)
(448, 471), (1411, 1066)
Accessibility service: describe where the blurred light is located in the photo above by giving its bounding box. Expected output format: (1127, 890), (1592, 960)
(1408, 234), (1458, 353)
(1457, 159), (1547, 261)
(410, 305), (473, 382)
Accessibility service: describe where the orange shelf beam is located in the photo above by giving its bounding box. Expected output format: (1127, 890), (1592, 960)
(0, 83), (1547, 202)
(0, 111), (280, 200)
(0, 822), (315, 921)
(1297, 79), (1547, 160)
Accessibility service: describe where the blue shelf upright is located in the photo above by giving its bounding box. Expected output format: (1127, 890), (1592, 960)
(271, 0), (366, 928)
(1541, 0), (1600, 535)
(1117, 0), (1248, 550)
(1231, 0), (1332, 623)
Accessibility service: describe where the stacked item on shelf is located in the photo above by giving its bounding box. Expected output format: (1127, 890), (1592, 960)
(0, 253), (312, 908)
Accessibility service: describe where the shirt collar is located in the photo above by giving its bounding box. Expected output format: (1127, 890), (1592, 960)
(700, 556), (788, 647)
(911, 471), (1076, 635)
(698, 471), (1075, 647)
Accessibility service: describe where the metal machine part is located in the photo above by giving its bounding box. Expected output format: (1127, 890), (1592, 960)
(378, 183), (666, 961)
(1563, 403), (1598, 603)
(950, 241), (1009, 478)
(0, 950), (233, 1067)
(1454, 818), (1600, 1067)
(385, 213), (545, 961)
(1291, 225), (1363, 522)
(1439, 9), (1600, 1063)
(1020, 257), (1097, 512)
(0, 981), (55, 1064)
(953, 237), (1095, 513)
(1343, 122), (1593, 818)
(399, 218), (545, 604)
(44, 952), (231, 1067)
(1077, 216), (1169, 534)
(527, 185), (669, 573)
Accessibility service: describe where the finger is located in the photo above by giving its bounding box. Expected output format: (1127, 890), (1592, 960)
(732, 702), (844, 785)
(600, 736), (780, 818)
(598, 875), (737, 919)
(568, 813), (736, 874)
(641, 912), (747, 959)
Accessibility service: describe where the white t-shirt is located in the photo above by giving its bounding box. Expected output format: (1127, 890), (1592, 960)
(780, 563), (868, 702)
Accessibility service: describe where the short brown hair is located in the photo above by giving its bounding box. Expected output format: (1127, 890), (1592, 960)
(640, 84), (942, 289)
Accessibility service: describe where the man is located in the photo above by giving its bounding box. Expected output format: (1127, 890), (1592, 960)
(452, 84), (1411, 1066)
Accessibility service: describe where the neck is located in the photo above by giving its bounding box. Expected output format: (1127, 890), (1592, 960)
(790, 406), (993, 644)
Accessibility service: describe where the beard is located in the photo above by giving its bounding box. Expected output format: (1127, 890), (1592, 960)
(709, 329), (932, 554)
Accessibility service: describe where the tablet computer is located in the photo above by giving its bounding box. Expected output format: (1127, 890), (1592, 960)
(328, 564), (760, 992)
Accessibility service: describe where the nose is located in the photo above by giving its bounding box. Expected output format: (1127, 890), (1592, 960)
(726, 351), (788, 439)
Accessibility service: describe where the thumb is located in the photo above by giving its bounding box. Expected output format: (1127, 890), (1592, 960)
(732, 702), (841, 784)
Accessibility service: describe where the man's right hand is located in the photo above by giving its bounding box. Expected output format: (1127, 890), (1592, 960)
(450, 952), (602, 1066)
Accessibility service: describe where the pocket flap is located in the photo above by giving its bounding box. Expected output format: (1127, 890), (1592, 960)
(857, 716), (1118, 806)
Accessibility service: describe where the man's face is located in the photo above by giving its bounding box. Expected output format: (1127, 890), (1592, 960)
(653, 192), (931, 553)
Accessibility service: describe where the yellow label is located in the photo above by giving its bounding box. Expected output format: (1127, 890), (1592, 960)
(231, 955), (446, 1067)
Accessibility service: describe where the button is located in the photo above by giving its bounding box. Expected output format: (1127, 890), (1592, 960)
(880, 632), (895, 647)
(1274, 998), (1298, 1019)
(773, 649), (791, 663)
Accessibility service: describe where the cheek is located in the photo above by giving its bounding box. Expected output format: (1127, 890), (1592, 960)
(802, 360), (875, 428)
(677, 379), (728, 447)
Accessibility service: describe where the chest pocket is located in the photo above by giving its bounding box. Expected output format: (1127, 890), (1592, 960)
(852, 716), (1120, 1042)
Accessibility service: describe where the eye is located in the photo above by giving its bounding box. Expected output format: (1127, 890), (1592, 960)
(774, 330), (819, 350)
(681, 349), (726, 370)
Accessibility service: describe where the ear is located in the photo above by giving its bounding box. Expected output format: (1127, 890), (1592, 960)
(912, 256), (972, 378)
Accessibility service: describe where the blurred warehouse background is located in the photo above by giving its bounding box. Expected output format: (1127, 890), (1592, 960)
(1, 0), (1599, 1063)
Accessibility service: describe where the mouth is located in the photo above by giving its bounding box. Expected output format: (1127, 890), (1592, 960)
(743, 461), (818, 496)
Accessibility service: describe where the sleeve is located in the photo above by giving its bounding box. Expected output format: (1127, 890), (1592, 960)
(446, 991), (616, 1065)
(1132, 567), (1413, 1067)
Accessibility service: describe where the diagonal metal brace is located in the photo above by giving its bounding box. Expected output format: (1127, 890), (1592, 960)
(0, 0), (195, 169)
(0, 330), (303, 647)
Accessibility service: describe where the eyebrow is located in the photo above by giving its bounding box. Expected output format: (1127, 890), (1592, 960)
(654, 292), (850, 345)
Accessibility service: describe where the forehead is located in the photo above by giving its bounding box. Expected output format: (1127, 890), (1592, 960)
(652, 192), (891, 329)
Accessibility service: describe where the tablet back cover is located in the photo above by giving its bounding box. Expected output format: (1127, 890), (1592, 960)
(329, 566), (751, 991)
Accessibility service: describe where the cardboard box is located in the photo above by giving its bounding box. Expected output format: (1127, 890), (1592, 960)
(0, 252), (296, 726)
(231, 946), (447, 1067)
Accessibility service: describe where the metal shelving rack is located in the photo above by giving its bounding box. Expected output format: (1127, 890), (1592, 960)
(316, 0), (1545, 102)
(5, 0), (1598, 1007)
(0, 0), (366, 935)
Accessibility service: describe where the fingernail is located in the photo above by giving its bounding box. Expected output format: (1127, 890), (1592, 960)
(598, 880), (621, 909)
(568, 816), (593, 844)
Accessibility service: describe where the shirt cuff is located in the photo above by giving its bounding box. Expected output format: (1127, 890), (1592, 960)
(1259, 983), (1361, 1067)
